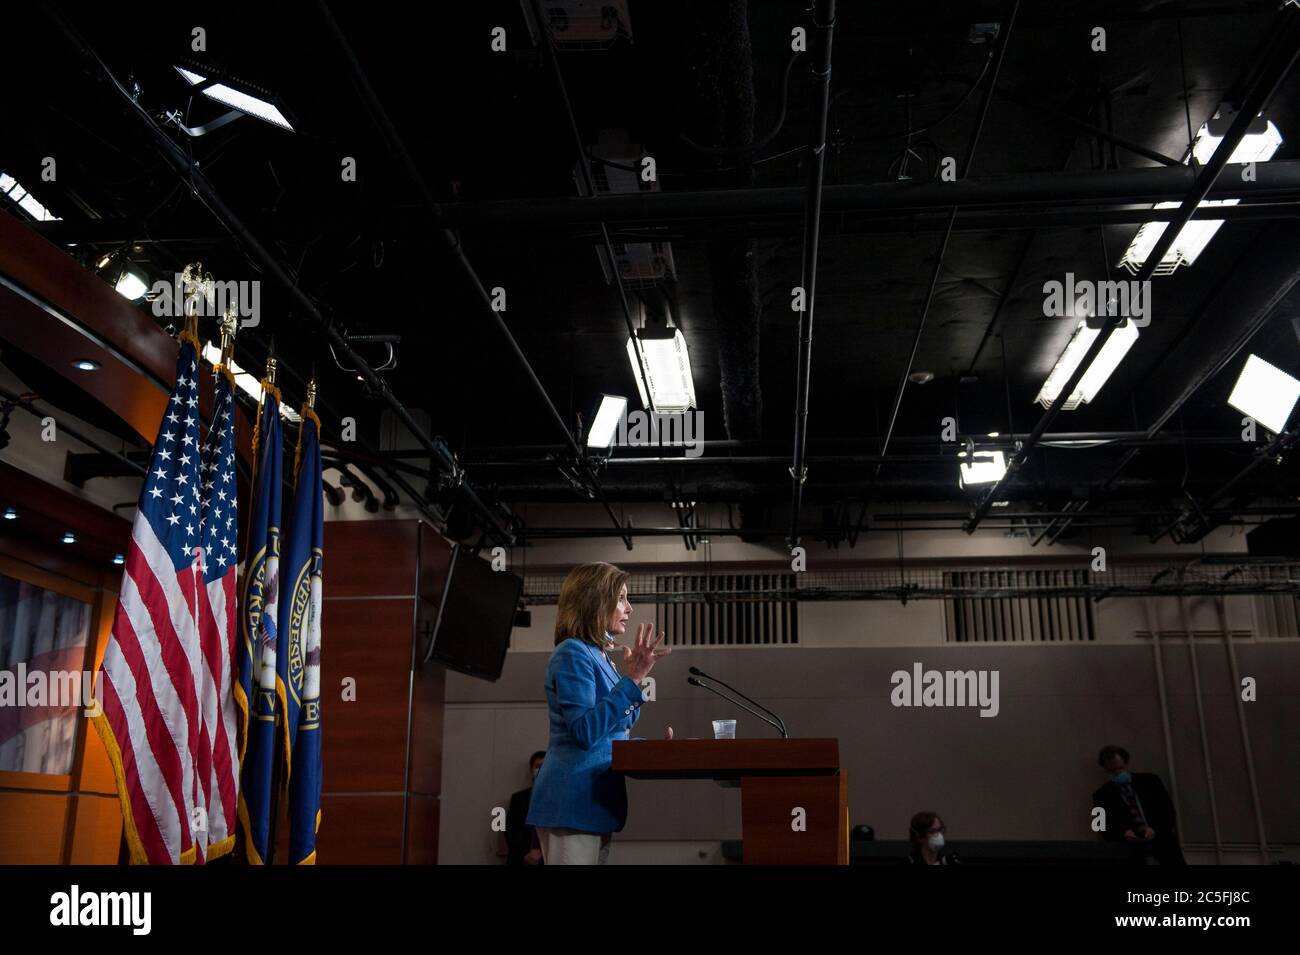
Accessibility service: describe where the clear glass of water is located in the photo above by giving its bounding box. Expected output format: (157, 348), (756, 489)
(712, 719), (737, 739)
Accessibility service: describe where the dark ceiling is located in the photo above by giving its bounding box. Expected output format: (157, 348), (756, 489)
(4, 0), (1300, 545)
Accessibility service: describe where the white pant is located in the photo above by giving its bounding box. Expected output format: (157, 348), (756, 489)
(537, 828), (611, 865)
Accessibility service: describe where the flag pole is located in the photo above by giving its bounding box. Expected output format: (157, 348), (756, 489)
(263, 349), (285, 865)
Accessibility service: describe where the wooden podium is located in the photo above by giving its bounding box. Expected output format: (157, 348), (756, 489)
(612, 738), (848, 865)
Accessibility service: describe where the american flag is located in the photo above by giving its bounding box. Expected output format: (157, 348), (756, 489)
(195, 364), (240, 860)
(91, 334), (226, 864)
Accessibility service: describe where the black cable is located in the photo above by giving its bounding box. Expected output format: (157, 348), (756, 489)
(834, 46), (996, 145)
(679, 49), (802, 156)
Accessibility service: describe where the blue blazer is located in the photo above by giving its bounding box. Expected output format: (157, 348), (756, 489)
(526, 637), (644, 833)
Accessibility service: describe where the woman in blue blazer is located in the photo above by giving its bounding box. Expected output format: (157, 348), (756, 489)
(527, 562), (672, 864)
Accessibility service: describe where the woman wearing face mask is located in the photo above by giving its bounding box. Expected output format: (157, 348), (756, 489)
(526, 562), (673, 865)
(906, 811), (962, 865)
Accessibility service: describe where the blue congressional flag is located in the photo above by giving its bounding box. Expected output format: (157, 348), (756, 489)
(280, 406), (324, 864)
(235, 379), (283, 865)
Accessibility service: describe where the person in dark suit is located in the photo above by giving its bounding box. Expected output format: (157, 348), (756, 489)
(905, 811), (962, 865)
(504, 751), (547, 865)
(1091, 745), (1186, 865)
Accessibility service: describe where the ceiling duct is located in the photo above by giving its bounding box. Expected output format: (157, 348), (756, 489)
(584, 130), (677, 287)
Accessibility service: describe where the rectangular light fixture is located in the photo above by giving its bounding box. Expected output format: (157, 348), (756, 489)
(586, 394), (628, 449)
(626, 328), (696, 414)
(958, 449), (1007, 488)
(1119, 116), (1282, 274)
(0, 172), (61, 222)
(114, 269), (149, 301)
(175, 66), (295, 132)
(1227, 353), (1300, 435)
(1035, 319), (1139, 410)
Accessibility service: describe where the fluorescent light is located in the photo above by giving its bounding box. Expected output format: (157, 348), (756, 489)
(587, 395), (627, 449)
(1120, 116), (1282, 274)
(1035, 320), (1139, 410)
(626, 329), (696, 414)
(115, 270), (148, 301)
(72, 359), (100, 371)
(3, 508), (16, 520)
(0, 171), (61, 221)
(62, 532), (76, 544)
(1119, 201), (1230, 273)
(112, 554), (125, 566)
(202, 342), (301, 422)
(1192, 117), (1282, 165)
(1227, 354), (1300, 435)
(958, 449), (1007, 488)
(175, 67), (294, 132)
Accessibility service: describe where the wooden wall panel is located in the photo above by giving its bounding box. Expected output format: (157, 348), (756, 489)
(66, 793), (123, 864)
(324, 521), (418, 598)
(0, 792), (70, 863)
(408, 598), (446, 797)
(418, 521), (452, 606)
(405, 794), (440, 864)
(319, 597), (414, 794)
(316, 795), (405, 864)
(0, 210), (253, 464)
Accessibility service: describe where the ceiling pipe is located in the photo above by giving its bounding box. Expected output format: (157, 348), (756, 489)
(859, 0), (1020, 544)
(512, 524), (1287, 542)
(43, 6), (514, 546)
(33, 201), (1300, 248)
(447, 430), (1243, 458)
(524, 0), (651, 411)
(315, 0), (630, 549)
(964, 7), (1300, 535)
(312, 0), (631, 548)
(787, 0), (836, 547)
(404, 161), (1300, 230)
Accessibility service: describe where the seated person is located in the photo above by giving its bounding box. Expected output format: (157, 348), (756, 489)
(905, 811), (961, 865)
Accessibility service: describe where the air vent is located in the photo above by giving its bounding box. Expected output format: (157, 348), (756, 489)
(651, 573), (798, 646)
(944, 569), (1095, 642)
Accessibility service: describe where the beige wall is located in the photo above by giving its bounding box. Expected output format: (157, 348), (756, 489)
(437, 507), (1298, 864)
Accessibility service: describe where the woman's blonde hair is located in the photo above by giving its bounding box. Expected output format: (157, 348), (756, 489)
(554, 562), (630, 647)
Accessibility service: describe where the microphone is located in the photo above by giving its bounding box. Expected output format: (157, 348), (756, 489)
(687, 676), (788, 739)
(689, 666), (788, 738)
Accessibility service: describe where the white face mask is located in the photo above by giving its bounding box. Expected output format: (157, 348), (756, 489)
(927, 833), (945, 852)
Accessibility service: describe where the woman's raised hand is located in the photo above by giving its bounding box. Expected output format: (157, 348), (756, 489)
(621, 622), (671, 683)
